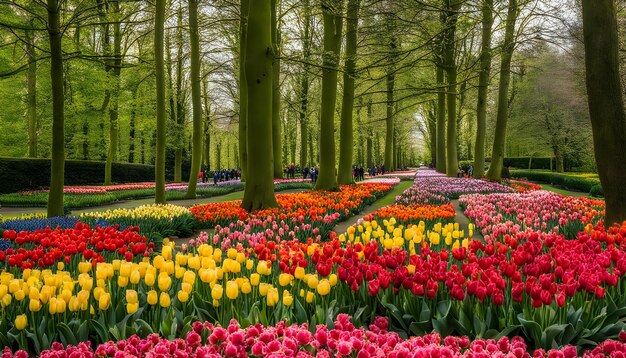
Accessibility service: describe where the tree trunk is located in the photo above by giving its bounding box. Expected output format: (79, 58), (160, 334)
(154, 0), (167, 204)
(241, 0), (278, 210)
(25, 29), (37, 158)
(47, 0), (65, 217)
(104, 0), (121, 185)
(473, 0), (493, 178)
(486, 0), (518, 180)
(314, 2), (343, 191)
(308, 130), (314, 167)
(366, 99), (373, 168)
(384, 14), (396, 173)
(129, 85), (137, 163)
(443, 0), (462, 177)
(271, 0), (283, 178)
(174, 6), (184, 182)
(435, 65), (446, 173)
(185, 0), (203, 198)
(203, 77), (211, 170)
(581, 0), (626, 226)
(238, 0), (249, 181)
(337, 0), (360, 184)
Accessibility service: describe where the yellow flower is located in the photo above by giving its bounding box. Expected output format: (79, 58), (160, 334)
(144, 271), (156, 287)
(177, 290), (189, 303)
(307, 275), (318, 289)
(267, 287), (279, 307)
(250, 273), (260, 286)
(294, 267), (305, 280)
(181, 282), (193, 294)
(126, 290), (138, 304)
(329, 274), (338, 286)
(183, 271), (196, 285)
(241, 281), (252, 294)
(279, 273), (292, 287)
(282, 291), (293, 306)
(118, 276), (129, 288)
(305, 291), (315, 303)
(98, 293), (111, 310)
(147, 290), (158, 305)
(158, 273), (171, 291)
(29, 299), (41, 312)
(257, 261), (269, 275)
(317, 279), (330, 296)
(130, 270), (141, 285)
(211, 284), (223, 301)
(14, 289), (25, 301)
(226, 281), (238, 300)
(127, 302), (139, 314)
(14, 314), (27, 330)
(120, 262), (132, 277)
(259, 283), (269, 296)
(162, 245), (172, 261)
(159, 292), (171, 308)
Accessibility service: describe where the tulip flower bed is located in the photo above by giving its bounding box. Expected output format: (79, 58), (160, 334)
(365, 203), (456, 226)
(9, 315), (626, 358)
(460, 190), (605, 240)
(190, 183), (394, 229)
(80, 204), (196, 245)
(360, 177), (401, 185)
(507, 179), (542, 193)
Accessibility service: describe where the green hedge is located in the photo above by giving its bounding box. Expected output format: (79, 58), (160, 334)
(0, 158), (155, 194)
(511, 170), (602, 195)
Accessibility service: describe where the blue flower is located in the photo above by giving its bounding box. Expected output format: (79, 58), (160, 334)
(0, 217), (79, 232)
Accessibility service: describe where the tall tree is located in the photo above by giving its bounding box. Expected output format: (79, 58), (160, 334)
(473, 0), (493, 178)
(581, 0), (626, 225)
(486, 0), (518, 180)
(47, 0), (65, 217)
(203, 77), (211, 170)
(238, 0), (249, 181)
(25, 28), (37, 158)
(154, 0), (167, 204)
(271, 0), (283, 178)
(185, 0), (202, 198)
(435, 65), (446, 173)
(174, 6), (185, 182)
(104, 0), (122, 185)
(443, 0), (462, 177)
(384, 12), (397, 173)
(241, 0), (278, 210)
(337, 0), (360, 184)
(299, 0), (312, 169)
(314, 0), (343, 191)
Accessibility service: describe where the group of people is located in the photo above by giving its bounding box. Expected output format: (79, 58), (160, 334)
(367, 165), (386, 177)
(283, 164), (299, 179)
(302, 167), (319, 183)
(352, 166), (366, 181)
(197, 167), (241, 184)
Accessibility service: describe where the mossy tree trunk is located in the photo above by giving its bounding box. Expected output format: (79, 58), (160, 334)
(174, 6), (184, 182)
(314, 0), (343, 191)
(271, 0), (283, 178)
(47, 0), (65, 217)
(154, 0), (167, 204)
(435, 65), (446, 173)
(473, 0), (493, 178)
(202, 77), (211, 170)
(185, 0), (203, 198)
(298, 0), (312, 169)
(443, 0), (462, 177)
(486, 0), (518, 180)
(241, 0), (278, 211)
(384, 14), (396, 173)
(337, 0), (360, 184)
(238, 0), (249, 181)
(104, 0), (121, 185)
(581, 0), (626, 226)
(25, 29), (37, 158)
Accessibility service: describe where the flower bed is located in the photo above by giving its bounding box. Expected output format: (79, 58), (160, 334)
(460, 190), (605, 239)
(8, 315), (626, 358)
(365, 203), (456, 225)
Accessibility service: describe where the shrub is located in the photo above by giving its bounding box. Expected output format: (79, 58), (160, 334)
(590, 184), (604, 198)
(511, 170), (601, 193)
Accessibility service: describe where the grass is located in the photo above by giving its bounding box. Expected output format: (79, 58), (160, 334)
(537, 183), (590, 198)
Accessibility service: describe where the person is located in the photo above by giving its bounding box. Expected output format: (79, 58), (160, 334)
(467, 164), (473, 177)
(198, 170), (203, 183)
(303, 166), (309, 179)
(213, 171), (219, 185)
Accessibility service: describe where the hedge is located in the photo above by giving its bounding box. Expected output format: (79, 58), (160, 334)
(511, 169), (602, 195)
(0, 158), (155, 194)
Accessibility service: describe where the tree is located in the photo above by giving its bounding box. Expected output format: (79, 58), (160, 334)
(314, 0), (343, 191)
(174, 6), (185, 183)
(581, 0), (626, 226)
(104, 0), (122, 185)
(241, 0), (278, 211)
(435, 65), (446, 173)
(443, 0), (463, 177)
(473, 0), (493, 178)
(46, 0), (65, 217)
(299, 0), (312, 169)
(486, 0), (518, 180)
(154, 0), (167, 204)
(384, 12), (397, 173)
(238, 0), (249, 181)
(337, 0), (360, 184)
(25, 28), (37, 158)
(271, 0), (283, 178)
(185, 0), (203, 198)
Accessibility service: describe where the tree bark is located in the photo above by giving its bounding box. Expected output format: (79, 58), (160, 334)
(203, 77), (211, 170)
(366, 99), (373, 168)
(337, 0), (360, 184)
(174, 6), (184, 182)
(25, 29), (37, 158)
(443, 0), (462, 177)
(185, 0), (203, 198)
(299, 0), (311, 169)
(129, 85), (137, 163)
(581, 0), (626, 226)
(271, 0), (283, 178)
(47, 0), (65, 217)
(384, 14), (396, 173)
(238, 0), (249, 181)
(241, 0), (278, 210)
(486, 0), (518, 180)
(435, 65), (446, 173)
(154, 0), (167, 204)
(314, 1), (343, 191)
(104, 0), (121, 185)
(473, 0), (493, 178)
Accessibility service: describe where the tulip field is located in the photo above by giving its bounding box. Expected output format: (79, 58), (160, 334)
(0, 169), (625, 356)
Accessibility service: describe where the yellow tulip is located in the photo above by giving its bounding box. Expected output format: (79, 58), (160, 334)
(14, 314), (27, 330)
(98, 293), (111, 310)
(159, 292), (171, 308)
(29, 299), (41, 312)
(279, 273), (292, 287)
(317, 279), (330, 296)
(246, 259), (254, 270)
(56, 298), (66, 313)
(48, 297), (57, 314)
(183, 271), (196, 285)
(177, 290), (189, 303)
(241, 281), (252, 294)
(307, 275), (318, 289)
(162, 245), (172, 261)
(78, 261), (92, 273)
(250, 273), (260, 286)
(211, 284), (223, 301)
(68, 296), (79, 312)
(8, 279), (19, 294)
(226, 281), (238, 300)
(147, 290), (158, 305)
(227, 248), (237, 260)
(236, 252), (245, 264)
(130, 270), (141, 285)
(158, 274), (171, 291)
(329, 274), (338, 286)
(257, 261), (269, 275)
(120, 262), (132, 277)
(126, 290), (138, 304)
(294, 267), (305, 280)
(305, 291), (315, 303)
(144, 271), (156, 287)
(267, 287), (279, 306)
(118, 276), (129, 288)
(14, 289), (25, 301)
(181, 282), (193, 294)
(282, 291), (293, 306)
(259, 283), (269, 296)
(127, 302), (139, 314)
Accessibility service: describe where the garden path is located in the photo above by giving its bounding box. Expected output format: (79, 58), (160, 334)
(452, 199), (483, 240)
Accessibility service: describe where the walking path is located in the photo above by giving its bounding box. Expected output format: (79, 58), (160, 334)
(452, 199), (483, 240)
